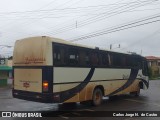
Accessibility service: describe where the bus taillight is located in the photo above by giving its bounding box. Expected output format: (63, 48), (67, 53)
(43, 81), (48, 92)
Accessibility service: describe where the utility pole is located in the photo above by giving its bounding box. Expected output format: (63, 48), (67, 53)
(141, 49), (142, 55)
(110, 44), (112, 50)
(119, 44), (120, 48)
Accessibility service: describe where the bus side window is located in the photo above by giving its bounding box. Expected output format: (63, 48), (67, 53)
(54, 45), (65, 66)
(132, 56), (142, 69)
(79, 49), (90, 66)
(54, 46), (61, 65)
(121, 56), (127, 67)
(85, 52), (90, 65)
(68, 48), (79, 65)
(113, 54), (122, 67)
(54, 47), (60, 60)
(126, 55), (133, 68)
(90, 52), (99, 66)
(142, 61), (149, 76)
(79, 50), (85, 66)
(101, 53), (109, 66)
(109, 53), (118, 67)
(60, 47), (65, 65)
(108, 54), (112, 66)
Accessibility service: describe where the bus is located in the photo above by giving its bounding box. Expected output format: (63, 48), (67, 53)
(12, 36), (149, 106)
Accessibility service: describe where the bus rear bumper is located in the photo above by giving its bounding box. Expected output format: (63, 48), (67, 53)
(12, 89), (60, 103)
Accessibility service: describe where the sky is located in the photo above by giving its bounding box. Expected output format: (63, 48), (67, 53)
(0, 0), (160, 57)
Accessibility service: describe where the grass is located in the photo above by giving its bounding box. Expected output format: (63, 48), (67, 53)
(149, 76), (160, 80)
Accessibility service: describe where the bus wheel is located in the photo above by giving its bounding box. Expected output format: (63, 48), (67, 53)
(92, 88), (103, 106)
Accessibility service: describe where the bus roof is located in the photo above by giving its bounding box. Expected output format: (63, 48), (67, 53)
(17, 36), (141, 56)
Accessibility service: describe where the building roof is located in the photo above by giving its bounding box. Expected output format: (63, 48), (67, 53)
(145, 56), (160, 60)
(0, 66), (12, 71)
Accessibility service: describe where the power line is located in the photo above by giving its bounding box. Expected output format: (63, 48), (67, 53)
(0, 6), (111, 20)
(120, 27), (160, 51)
(1, 7), (160, 21)
(71, 12), (160, 39)
(69, 13), (160, 42)
(43, 0), (157, 36)
(71, 20), (160, 41)
(0, 0), (80, 41)
(0, 0), (129, 20)
(25, 0), (137, 36)
(2, 0), (123, 40)
(0, 2), (144, 14)
(0, 0), (58, 28)
(2, 0), (158, 41)
(0, 0), (76, 29)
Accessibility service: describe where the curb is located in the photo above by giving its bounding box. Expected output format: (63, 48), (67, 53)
(0, 85), (12, 90)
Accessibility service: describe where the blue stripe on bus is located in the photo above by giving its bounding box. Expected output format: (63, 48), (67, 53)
(55, 68), (141, 102)
(13, 66), (149, 103)
(108, 68), (139, 96)
(138, 78), (149, 88)
(54, 68), (95, 102)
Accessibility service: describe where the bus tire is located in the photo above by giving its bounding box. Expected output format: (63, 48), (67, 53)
(92, 88), (103, 106)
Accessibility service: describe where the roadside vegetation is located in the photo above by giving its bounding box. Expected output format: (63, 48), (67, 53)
(148, 67), (160, 80)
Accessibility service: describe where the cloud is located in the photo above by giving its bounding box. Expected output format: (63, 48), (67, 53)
(0, 0), (160, 57)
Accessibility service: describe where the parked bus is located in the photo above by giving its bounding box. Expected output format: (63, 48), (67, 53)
(12, 36), (149, 106)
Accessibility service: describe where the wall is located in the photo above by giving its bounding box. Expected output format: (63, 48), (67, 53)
(0, 58), (12, 86)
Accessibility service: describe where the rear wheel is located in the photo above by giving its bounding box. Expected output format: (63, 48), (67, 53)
(92, 88), (103, 106)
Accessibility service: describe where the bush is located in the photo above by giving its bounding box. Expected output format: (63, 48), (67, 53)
(148, 67), (160, 80)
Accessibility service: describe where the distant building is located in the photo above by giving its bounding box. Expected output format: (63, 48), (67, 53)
(145, 56), (160, 77)
(0, 58), (12, 86)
